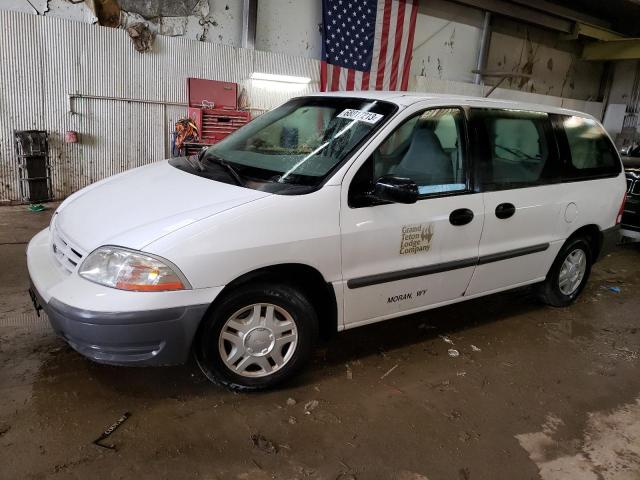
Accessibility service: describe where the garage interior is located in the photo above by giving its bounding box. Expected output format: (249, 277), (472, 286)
(1, 0), (640, 479)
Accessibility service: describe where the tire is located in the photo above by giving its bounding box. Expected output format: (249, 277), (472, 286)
(538, 236), (593, 307)
(194, 282), (318, 391)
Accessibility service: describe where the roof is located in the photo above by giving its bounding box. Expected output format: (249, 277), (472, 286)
(306, 90), (596, 120)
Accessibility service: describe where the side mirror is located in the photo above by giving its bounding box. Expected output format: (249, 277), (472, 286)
(374, 175), (419, 204)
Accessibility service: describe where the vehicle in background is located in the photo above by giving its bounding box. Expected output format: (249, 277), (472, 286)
(620, 143), (640, 158)
(621, 149), (640, 241)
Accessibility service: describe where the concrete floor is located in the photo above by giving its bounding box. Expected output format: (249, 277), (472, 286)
(1, 204), (640, 480)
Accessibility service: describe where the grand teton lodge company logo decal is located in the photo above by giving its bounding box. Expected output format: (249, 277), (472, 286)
(400, 223), (434, 255)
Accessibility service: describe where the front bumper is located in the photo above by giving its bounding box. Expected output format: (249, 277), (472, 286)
(30, 285), (208, 365)
(27, 228), (221, 366)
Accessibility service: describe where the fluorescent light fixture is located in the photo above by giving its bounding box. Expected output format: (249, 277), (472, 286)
(250, 72), (311, 84)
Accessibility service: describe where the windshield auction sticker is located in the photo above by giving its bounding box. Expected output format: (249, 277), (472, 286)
(337, 109), (384, 124)
(400, 223), (434, 255)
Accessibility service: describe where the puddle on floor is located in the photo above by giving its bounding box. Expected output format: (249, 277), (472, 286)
(544, 318), (596, 343)
(517, 398), (640, 480)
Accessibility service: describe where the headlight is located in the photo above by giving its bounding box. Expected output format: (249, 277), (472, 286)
(79, 246), (190, 292)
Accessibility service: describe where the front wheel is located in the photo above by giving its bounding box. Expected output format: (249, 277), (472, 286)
(195, 283), (318, 391)
(538, 237), (592, 307)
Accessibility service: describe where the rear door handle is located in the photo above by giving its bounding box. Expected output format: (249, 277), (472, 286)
(449, 208), (474, 226)
(495, 202), (516, 219)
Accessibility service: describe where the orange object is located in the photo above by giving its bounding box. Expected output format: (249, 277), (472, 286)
(115, 281), (185, 292)
(174, 119), (198, 150)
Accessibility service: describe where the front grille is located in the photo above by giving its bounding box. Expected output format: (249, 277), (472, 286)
(50, 216), (85, 275)
(626, 171), (640, 196)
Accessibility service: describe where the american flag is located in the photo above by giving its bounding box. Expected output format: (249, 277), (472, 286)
(320, 0), (419, 92)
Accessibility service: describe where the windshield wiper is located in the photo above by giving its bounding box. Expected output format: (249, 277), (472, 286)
(494, 144), (540, 161)
(185, 154), (205, 172)
(205, 153), (246, 187)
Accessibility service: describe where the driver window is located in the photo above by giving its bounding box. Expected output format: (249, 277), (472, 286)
(373, 108), (466, 195)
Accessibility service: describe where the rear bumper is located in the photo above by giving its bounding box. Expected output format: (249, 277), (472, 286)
(598, 225), (621, 260)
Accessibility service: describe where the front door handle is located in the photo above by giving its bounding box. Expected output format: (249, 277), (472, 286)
(495, 202), (516, 219)
(449, 208), (474, 226)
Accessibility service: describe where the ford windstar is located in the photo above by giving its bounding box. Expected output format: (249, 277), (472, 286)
(28, 92), (626, 390)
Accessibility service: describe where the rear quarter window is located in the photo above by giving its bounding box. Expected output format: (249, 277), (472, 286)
(560, 115), (621, 178)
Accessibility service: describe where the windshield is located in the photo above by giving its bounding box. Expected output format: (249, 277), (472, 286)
(196, 97), (396, 193)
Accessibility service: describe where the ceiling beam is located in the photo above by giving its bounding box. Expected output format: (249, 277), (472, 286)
(583, 38), (640, 60)
(564, 22), (626, 42)
(451, 0), (573, 33)
(506, 0), (610, 29)
(451, 0), (629, 41)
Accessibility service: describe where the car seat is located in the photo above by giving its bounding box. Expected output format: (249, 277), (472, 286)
(391, 124), (454, 186)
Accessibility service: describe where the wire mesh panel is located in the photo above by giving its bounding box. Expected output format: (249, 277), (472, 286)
(14, 130), (52, 203)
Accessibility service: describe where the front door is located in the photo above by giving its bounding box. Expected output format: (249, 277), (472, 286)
(340, 107), (484, 328)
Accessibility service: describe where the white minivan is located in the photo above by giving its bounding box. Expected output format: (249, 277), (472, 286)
(27, 92), (626, 390)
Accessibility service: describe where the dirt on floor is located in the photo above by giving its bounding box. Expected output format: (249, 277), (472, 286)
(1, 203), (640, 480)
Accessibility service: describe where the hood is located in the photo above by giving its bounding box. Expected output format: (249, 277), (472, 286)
(55, 160), (270, 252)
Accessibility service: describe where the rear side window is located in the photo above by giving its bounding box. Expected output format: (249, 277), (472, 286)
(560, 115), (621, 178)
(471, 109), (558, 189)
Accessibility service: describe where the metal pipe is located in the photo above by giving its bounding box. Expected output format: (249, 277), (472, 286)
(241, 0), (257, 50)
(68, 93), (266, 114)
(163, 104), (168, 159)
(598, 61), (614, 122)
(474, 12), (492, 85)
(67, 93), (187, 114)
(471, 70), (532, 97)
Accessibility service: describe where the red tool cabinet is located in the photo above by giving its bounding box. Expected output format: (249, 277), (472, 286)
(186, 78), (250, 145)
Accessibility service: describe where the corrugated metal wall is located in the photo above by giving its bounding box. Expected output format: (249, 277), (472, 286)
(0, 11), (320, 203)
(0, 10), (605, 203)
